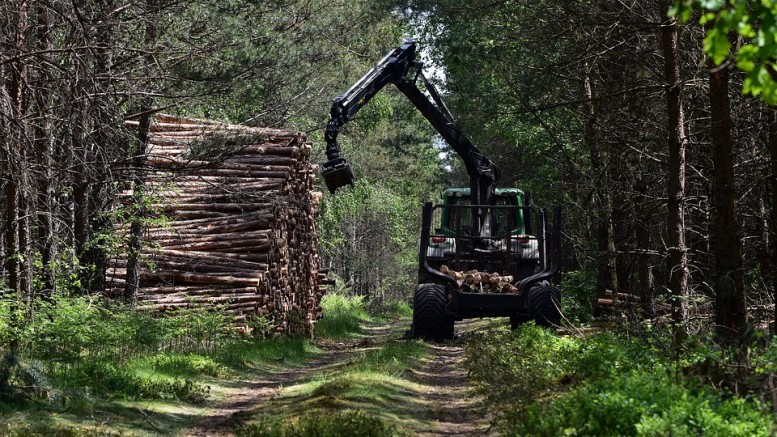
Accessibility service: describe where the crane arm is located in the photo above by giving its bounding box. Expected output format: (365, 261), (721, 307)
(321, 43), (416, 191)
(321, 41), (500, 211)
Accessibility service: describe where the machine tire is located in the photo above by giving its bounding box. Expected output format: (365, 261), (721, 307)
(412, 283), (454, 341)
(528, 284), (561, 328)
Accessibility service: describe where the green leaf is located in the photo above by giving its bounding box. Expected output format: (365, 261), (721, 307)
(669, 0), (694, 21)
(704, 26), (732, 65)
(736, 45), (758, 71)
(699, 11), (718, 25)
(737, 20), (755, 37)
(698, 0), (725, 10)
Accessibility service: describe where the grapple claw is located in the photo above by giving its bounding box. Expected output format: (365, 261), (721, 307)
(321, 157), (355, 193)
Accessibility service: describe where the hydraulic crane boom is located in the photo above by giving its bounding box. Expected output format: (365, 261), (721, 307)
(321, 41), (501, 213)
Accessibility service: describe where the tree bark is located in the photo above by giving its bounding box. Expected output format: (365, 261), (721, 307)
(582, 61), (617, 299)
(123, 108), (151, 303)
(660, 0), (689, 329)
(770, 108), (777, 334)
(634, 179), (654, 317)
(33, 2), (56, 295)
(709, 61), (746, 339)
(4, 0), (33, 306)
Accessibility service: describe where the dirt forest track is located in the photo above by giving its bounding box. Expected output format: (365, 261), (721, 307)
(184, 320), (491, 436)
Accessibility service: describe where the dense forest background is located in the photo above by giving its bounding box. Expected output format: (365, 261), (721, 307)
(2, 0), (777, 342)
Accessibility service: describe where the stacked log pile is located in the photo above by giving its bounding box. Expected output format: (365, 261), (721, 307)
(106, 114), (326, 335)
(439, 265), (518, 294)
(597, 290), (641, 308)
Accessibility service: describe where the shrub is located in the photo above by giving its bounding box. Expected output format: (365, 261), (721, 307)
(561, 269), (597, 323)
(0, 298), (23, 348)
(25, 296), (110, 363)
(20, 295), (168, 364)
(156, 304), (234, 354)
(510, 371), (773, 436)
(574, 331), (662, 380)
(1, 294), (237, 403)
(465, 322), (577, 404)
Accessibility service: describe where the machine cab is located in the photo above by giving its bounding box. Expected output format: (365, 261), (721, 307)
(439, 188), (527, 237)
(426, 188), (538, 264)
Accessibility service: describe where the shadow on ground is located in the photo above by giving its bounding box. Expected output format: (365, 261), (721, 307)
(193, 318), (495, 436)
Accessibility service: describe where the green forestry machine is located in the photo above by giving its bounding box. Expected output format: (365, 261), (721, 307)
(321, 41), (562, 340)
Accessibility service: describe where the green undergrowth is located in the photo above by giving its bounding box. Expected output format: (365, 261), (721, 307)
(314, 292), (373, 339)
(0, 293), (323, 435)
(0, 421), (123, 437)
(373, 299), (413, 319)
(466, 323), (776, 436)
(239, 294), (421, 434)
(238, 338), (426, 436)
(239, 409), (401, 437)
(0, 291), (410, 435)
(314, 292), (412, 341)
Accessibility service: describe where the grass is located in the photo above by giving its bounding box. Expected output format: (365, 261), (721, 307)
(237, 338), (428, 436)
(0, 300), (322, 436)
(232, 295), (432, 435)
(0, 292), (417, 436)
(216, 336), (318, 369)
(0, 334), (322, 437)
(239, 409), (402, 437)
(314, 293), (373, 339)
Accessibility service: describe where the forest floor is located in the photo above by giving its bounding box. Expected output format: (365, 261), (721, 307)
(183, 318), (491, 436)
(0, 315), (494, 436)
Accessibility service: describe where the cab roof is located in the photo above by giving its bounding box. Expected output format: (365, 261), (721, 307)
(442, 188), (524, 197)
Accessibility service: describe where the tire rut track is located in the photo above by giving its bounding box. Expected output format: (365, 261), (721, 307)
(410, 320), (490, 436)
(184, 319), (490, 436)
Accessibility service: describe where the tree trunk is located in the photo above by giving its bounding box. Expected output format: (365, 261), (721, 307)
(634, 179), (654, 317)
(660, 0), (689, 329)
(709, 62), (746, 339)
(4, 0), (32, 306)
(124, 106), (152, 303)
(770, 108), (777, 334)
(582, 61), (617, 299)
(33, 2), (56, 295)
(72, 102), (90, 265)
(3, 175), (19, 293)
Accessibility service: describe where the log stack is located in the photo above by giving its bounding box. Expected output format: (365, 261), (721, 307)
(106, 114), (326, 335)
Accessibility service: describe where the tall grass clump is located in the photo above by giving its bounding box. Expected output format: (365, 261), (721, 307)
(216, 336), (315, 368)
(376, 299), (412, 319)
(315, 293), (371, 339)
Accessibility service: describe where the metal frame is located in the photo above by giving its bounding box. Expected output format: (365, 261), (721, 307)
(418, 202), (562, 320)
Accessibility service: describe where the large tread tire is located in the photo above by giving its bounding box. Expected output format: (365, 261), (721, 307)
(412, 283), (454, 341)
(528, 285), (562, 328)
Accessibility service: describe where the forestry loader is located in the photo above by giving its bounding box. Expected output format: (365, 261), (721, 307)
(321, 41), (562, 340)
